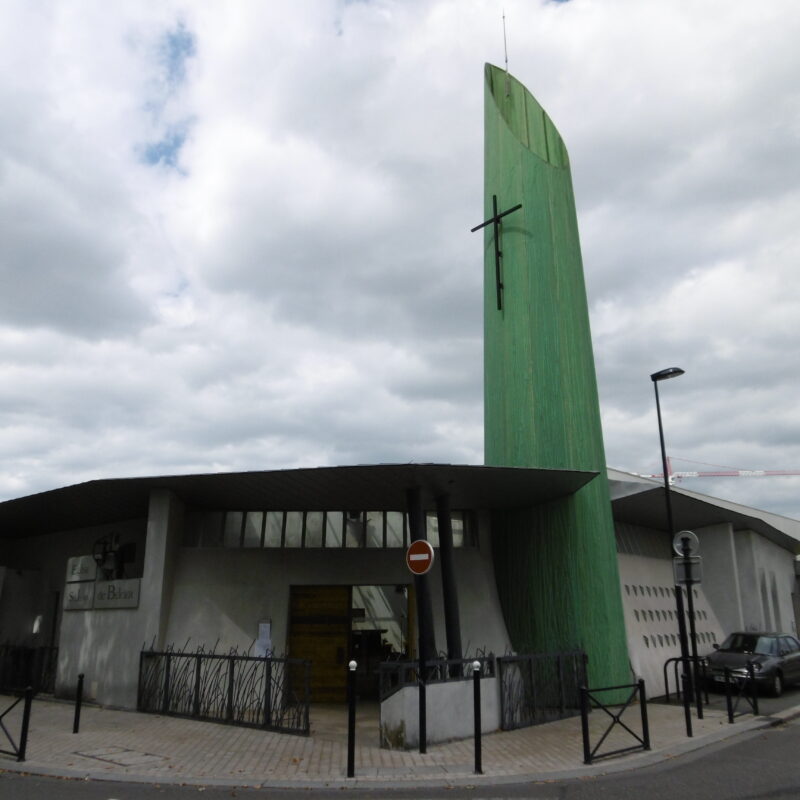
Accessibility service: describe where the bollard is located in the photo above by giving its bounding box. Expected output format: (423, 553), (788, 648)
(418, 657), (427, 755)
(73, 673), (84, 734)
(347, 660), (357, 778)
(638, 679), (651, 751)
(725, 668), (734, 723)
(472, 660), (482, 774)
(18, 687), (33, 762)
(747, 662), (759, 716)
(680, 670), (693, 737)
(579, 686), (591, 764)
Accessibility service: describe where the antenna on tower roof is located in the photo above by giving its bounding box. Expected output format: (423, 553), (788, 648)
(502, 10), (510, 97)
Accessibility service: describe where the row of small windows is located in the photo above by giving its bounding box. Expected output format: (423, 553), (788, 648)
(634, 608), (710, 623)
(183, 509), (476, 550)
(643, 631), (717, 648)
(625, 584), (699, 600)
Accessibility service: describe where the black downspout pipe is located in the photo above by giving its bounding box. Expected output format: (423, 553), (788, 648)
(436, 493), (463, 674)
(407, 487), (436, 669)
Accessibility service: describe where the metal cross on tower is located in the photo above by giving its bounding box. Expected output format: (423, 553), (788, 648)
(471, 194), (522, 310)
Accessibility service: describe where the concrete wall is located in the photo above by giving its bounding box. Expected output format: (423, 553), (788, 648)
(617, 521), (798, 697)
(56, 492), (182, 707)
(0, 567), (43, 644)
(379, 674), (499, 749)
(164, 513), (511, 661)
(695, 523), (743, 632)
(617, 552), (722, 697)
(734, 532), (760, 630)
(1, 519), (146, 655)
(3, 497), (509, 710)
(741, 530), (796, 633)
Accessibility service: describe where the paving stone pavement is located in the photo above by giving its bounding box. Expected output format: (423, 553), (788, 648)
(0, 693), (793, 789)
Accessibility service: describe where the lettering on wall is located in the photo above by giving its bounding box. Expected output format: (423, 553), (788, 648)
(94, 579), (140, 610)
(63, 554), (140, 610)
(64, 582), (95, 611)
(65, 555), (97, 584)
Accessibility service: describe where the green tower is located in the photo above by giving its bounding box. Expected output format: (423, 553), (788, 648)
(481, 64), (629, 687)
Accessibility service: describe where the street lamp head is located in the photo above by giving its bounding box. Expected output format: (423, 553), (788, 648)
(651, 367), (685, 383)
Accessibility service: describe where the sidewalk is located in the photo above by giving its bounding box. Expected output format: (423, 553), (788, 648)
(0, 694), (795, 789)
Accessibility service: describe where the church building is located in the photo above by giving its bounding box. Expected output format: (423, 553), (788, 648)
(1, 65), (798, 740)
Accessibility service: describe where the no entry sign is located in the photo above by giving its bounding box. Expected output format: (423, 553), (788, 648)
(406, 539), (435, 576)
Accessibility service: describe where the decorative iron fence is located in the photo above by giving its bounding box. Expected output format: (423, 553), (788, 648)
(137, 647), (311, 735)
(0, 645), (58, 694)
(378, 656), (496, 701)
(497, 651), (587, 730)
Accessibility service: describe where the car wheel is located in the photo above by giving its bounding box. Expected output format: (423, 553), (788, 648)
(771, 672), (784, 697)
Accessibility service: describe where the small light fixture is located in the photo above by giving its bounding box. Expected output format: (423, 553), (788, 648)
(651, 367), (685, 382)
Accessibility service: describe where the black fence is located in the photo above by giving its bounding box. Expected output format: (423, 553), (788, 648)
(497, 651), (587, 730)
(720, 664), (760, 721)
(580, 679), (650, 764)
(0, 645), (58, 695)
(0, 688), (33, 762)
(378, 656), (496, 701)
(138, 648), (311, 735)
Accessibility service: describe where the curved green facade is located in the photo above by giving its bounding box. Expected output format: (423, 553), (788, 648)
(482, 64), (629, 686)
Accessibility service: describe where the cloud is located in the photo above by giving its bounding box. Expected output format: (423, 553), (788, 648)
(0, 0), (799, 523)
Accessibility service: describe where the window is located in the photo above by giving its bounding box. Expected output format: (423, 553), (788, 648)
(243, 512), (263, 548)
(305, 512), (325, 548)
(284, 512), (303, 547)
(386, 512), (405, 548)
(326, 513), (344, 547)
(264, 512), (283, 547)
(193, 509), (476, 550)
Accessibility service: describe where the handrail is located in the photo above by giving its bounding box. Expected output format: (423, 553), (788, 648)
(663, 655), (709, 705)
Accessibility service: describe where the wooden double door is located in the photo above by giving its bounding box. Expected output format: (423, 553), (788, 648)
(288, 586), (352, 703)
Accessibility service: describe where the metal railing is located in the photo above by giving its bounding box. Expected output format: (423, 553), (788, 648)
(377, 656), (495, 701)
(720, 664), (760, 721)
(663, 655), (709, 705)
(580, 679), (650, 764)
(0, 645), (58, 694)
(138, 647), (311, 735)
(497, 651), (587, 730)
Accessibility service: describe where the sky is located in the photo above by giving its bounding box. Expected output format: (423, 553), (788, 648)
(1, 0), (799, 520)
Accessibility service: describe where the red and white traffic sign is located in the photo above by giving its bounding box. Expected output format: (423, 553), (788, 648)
(405, 539), (435, 576)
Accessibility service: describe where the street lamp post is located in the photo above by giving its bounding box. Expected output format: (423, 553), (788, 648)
(651, 366), (693, 737)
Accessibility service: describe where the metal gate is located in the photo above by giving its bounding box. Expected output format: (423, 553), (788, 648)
(498, 651), (587, 730)
(138, 647), (311, 735)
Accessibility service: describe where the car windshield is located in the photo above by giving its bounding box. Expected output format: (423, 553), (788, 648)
(719, 634), (777, 656)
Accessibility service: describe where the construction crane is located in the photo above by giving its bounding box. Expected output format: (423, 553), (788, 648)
(643, 457), (800, 485)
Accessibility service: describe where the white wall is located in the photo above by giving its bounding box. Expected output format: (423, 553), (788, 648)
(618, 552), (722, 697)
(56, 492), (181, 707)
(695, 523), (743, 632)
(618, 521), (799, 698)
(742, 530), (796, 633)
(164, 534), (512, 661)
(380, 674), (499, 749)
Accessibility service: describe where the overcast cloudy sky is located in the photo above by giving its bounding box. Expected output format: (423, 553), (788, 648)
(2, 0), (799, 520)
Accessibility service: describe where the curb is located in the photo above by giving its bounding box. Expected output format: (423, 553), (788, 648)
(2, 709), (797, 790)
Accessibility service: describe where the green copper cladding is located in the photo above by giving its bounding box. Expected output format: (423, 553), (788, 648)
(481, 64), (629, 687)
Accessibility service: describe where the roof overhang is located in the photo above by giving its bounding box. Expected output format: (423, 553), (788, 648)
(608, 468), (800, 555)
(0, 463), (598, 539)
